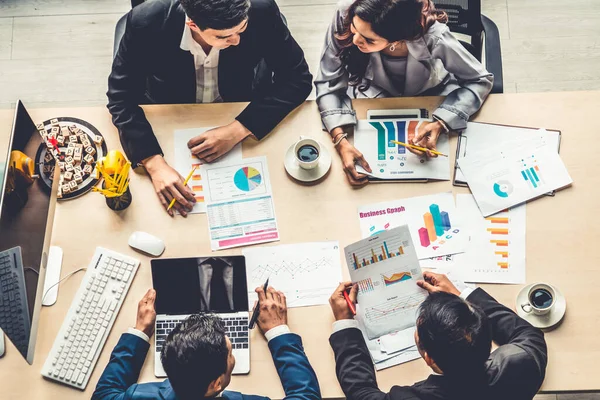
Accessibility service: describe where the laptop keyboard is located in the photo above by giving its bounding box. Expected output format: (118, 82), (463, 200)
(156, 316), (249, 353)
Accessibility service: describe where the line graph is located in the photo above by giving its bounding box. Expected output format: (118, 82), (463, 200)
(244, 242), (342, 308)
(364, 291), (427, 323)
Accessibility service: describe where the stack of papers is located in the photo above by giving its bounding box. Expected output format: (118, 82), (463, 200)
(458, 139), (572, 217)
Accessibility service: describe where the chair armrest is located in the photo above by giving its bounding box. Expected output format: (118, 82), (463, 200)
(481, 14), (504, 94)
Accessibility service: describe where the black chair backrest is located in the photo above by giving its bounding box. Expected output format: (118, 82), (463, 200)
(433, 0), (483, 59)
(131, 0), (145, 7)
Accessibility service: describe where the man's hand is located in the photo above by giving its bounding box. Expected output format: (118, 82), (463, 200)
(336, 139), (371, 187)
(142, 155), (196, 217)
(135, 289), (157, 338)
(188, 120), (251, 163)
(254, 286), (288, 334)
(329, 282), (358, 321)
(408, 121), (444, 158)
(416, 271), (460, 296)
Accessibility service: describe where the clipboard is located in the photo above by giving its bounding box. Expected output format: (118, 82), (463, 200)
(453, 122), (562, 196)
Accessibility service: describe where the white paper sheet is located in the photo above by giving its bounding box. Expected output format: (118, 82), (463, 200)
(358, 192), (468, 259)
(455, 123), (561, 183)
(452, 194), (526, 284)
(203, 156), (279, 250)
(243, 241), (342, 308)
(354, 119), (450, 181)
(173, 127), (242, 213)
(458, 142), (572, 217)
(345, 226), (427, 340)
(380, 327), (416, 354)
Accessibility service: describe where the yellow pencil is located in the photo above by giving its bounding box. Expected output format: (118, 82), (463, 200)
(167, 165), (198, 211)
(389, 140), (448, 157)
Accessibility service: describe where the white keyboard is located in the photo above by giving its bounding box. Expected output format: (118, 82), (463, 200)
(41, 247), (140, 390)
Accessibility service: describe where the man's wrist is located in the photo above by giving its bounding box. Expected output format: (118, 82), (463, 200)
(128, 327), (151, 343)
(264, 324), (291, 342)
(135, 324), (154, 338)
(231, 120), (253, 142)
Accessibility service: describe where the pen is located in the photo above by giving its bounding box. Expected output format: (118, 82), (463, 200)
(249, 278), (269, 329)
(389, 140), (448, 157)
(343, 288), (356, 316)
(167, 165), (197, 211)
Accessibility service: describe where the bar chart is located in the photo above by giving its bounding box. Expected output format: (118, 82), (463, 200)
(357, 278), (376, 293)
(369, 120), (419, 160)
(418, 203), (454, 247)
(521, 155), (544, 189)
(351, 239), (407, 270)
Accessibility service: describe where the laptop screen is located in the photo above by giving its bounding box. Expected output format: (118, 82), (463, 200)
(151, 256), (249, 315)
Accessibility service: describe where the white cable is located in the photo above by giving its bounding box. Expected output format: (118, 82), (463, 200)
(41, 268), (87, 304)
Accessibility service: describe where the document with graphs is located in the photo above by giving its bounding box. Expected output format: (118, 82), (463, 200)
(344, 226), (427, 340)
(243, 241), (342, 308)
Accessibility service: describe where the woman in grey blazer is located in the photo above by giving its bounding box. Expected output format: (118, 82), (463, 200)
(315, 0), (493, 185)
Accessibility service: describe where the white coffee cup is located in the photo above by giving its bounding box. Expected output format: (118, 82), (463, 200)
(521, 283), (555, 316)
(294, 137), (321, 170)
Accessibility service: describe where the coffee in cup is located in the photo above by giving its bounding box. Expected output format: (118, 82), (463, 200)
(521, 283), (555, 316)
(294, 137), (321, 170)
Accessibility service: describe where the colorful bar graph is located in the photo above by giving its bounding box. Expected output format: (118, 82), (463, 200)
(369, 122), (387, 160)
(353, 253), (360, 270)
(487, 228), (509, 235)
(358, 278), (375, 293)
(486, 217), (509, 224)
(424, 212), (437, 242)
(383, 242), (390, 257)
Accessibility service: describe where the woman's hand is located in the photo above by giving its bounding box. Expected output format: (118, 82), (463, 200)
(337, 139), (371, 186)
(408, 120), (445, 158)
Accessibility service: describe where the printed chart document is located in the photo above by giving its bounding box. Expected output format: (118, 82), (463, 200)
(173, 127), (242, 213)
(454, 194), (526, 284)
(357, 192), (468, 259)
(243, 241), (342, 308)
(454, 123), (561, 185)
(458, 142), (572, 217)
(354, 119), (450, 181)
(344, 226), (427, 339)
(203, 156), (279, 250)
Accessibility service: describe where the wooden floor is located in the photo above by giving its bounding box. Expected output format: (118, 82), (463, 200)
(0, 1), (599, 397)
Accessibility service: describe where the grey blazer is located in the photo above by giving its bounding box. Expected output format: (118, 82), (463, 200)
(315, 0), (494, 132)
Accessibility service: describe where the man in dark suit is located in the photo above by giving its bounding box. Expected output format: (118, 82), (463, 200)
(92, 287), (320, 400)
(108, 0), (312, 217)
(329, 272), (548, 400)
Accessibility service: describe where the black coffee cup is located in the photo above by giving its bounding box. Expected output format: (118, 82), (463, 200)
(521, 284), (555, 315)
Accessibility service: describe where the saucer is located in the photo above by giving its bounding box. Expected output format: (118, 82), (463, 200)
(515, 283), (566, 330)
(284, 141), (332, 183)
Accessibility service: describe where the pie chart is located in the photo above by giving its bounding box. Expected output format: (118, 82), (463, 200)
(493, 180), (514, 198)
(234, 166), (262, 191)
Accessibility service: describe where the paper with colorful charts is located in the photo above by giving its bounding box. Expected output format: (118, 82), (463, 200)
(357, 192), (468, 260)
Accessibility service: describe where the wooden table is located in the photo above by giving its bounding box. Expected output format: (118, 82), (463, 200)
(0, 92), (598, 399)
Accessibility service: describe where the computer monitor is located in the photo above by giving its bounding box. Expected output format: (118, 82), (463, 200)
(0, 100), (59, 363)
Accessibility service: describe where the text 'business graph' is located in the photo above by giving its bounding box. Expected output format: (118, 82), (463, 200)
(364, 291), (427, 323)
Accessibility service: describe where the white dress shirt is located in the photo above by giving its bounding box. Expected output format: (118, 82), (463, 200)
(128, 325), (291, 343)
(180, 18), (222, 104)
(332, 288), (476, 333)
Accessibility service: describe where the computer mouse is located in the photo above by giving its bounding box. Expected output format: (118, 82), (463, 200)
(0, 329), (5, 357)
(128, 231), (165, 257)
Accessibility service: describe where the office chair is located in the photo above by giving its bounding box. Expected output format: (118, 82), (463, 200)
(433, 0), (504, 93)
(112, 0), (282, 96)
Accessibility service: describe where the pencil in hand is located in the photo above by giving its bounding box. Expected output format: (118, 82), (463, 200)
(389, 140), (448, 157)
(167, 165), (197, 212)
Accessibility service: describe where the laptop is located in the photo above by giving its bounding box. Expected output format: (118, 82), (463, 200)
(151, 256), (250, 377)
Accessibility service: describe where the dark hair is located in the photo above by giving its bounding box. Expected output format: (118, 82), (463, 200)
(180, 0), (251, 30)
(336, 0), (448, 89)
(161, 313), (229, 400)
(416, 292), (491, 378)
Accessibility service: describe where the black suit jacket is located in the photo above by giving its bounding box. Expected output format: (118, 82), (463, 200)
(107, 0), (312, 165)
(330, 288), (548, 400)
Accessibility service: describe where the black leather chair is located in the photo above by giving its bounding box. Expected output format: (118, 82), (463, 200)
(112, 0), (284, 94)
(433, 0), (504, 93)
